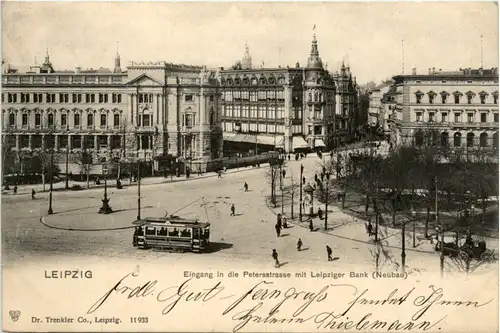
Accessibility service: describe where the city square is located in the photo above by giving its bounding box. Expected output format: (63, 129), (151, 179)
(1, 3), (499, 332)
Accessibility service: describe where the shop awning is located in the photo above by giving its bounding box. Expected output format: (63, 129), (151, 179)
(223, 133), (251, 143)
(256, 135), (283, 146)
(292, 136), (309, 150)
(314, 138), (326, 148)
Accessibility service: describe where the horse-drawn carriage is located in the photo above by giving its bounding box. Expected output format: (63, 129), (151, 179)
(435, 235), (494, 261)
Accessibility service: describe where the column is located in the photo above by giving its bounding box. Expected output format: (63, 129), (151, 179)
(129, 94), (134, 124)
(107, 135), (111, 151)
(139, 135), (142, 150)
(68, 134), (72, 150)
(94, 135), (98, 150)
(55, 135), (59, 150)
(28, 135), (32, 150)
(199, 89), (206, 158)
(41, 134), (46, 150)
(81, 135), (85, 149)
(156, 94), (160, 125)
(15, 135), (20, 151)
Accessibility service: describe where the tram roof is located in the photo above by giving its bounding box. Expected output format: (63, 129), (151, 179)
(132, 216), (210, 228)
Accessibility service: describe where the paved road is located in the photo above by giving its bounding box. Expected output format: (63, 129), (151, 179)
(2, 155), (489, 276)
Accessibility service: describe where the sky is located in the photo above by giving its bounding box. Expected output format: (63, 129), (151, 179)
(2, 2), (498, 84)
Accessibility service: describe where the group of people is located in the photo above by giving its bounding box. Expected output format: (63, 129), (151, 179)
(274, 213), (288, 237)
(272, 243), (334, 267)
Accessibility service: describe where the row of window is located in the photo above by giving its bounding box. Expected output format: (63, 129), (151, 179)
(221, 76), (287, 86)
(183, 94), (215, 103)
(7, 134), (156, 150)
(222, 90), (285, 102)
(415, 131), (498, 148)
(414, 111), (499, 123)
(222, 105), (287, 119)
(415, 91), (499, 105)
(4, 93), (123, 104)
(6, 112), (124, 128)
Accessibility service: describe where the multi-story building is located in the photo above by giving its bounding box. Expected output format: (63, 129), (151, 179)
(1, 51), (223, 174)
(219, 34), (337, 155)
(385, 67), (499, 150)
(332, 63), (360, 145)
(368, 81), (391, 129)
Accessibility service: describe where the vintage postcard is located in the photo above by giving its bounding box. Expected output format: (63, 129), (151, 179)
(1, 1), (499, 332)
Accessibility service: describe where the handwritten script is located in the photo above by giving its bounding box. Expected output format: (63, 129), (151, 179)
(87, 272), (494, 332)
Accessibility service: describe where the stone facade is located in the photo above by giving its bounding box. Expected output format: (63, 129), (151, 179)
(1, 53), (223, 174)
(385, 68), (499, 150)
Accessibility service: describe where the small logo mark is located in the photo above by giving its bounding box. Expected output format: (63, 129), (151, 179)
(9, 310), (21, 322)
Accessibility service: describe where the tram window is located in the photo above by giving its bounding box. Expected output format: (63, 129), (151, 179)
(193, 228), (200, 238)
(146, 227), (156, 236)
(159, 227), (166, 236)
(169, 228), (179, 237)
(203, 229), (210, 239)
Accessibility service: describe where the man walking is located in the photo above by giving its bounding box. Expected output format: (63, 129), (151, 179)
(244, 182), (248, 192)
(230, 204), (235, 216)
(272, 249), (280, 267)
(297, 238), (303, 251)
(31, 189), (36, 200)
(309, 219), (314, 232)
(275, 223), (281, 237)
(326, 245), (333, 261)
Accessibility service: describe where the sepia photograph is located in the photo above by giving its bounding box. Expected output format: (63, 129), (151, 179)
(2, 1), (499, 332)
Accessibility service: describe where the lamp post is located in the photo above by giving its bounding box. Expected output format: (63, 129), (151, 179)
(411, 208), (417, 248)
(299, 164), (304, 221)
(280, 157), (284, 215)
(137, 146), (141, 220)
(65, 145), (69, 189)
(401, 218), (406, 274)
(98, 164), (113, 214)
(324, 171), (330, 230)
(47, 149), (54, 215)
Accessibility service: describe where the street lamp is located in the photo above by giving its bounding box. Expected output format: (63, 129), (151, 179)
(401, 218), (406, 274)
(299, 164), (304, 221)
(411, 208), (417, 248)
(323, 171), (330, 230)
(47, 148), (54, 215)
(98, 164), (113, 214)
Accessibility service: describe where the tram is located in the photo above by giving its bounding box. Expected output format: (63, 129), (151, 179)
(132, 216), (211, 253)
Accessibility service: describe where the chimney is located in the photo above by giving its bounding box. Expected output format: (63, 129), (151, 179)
(412, 68), (417, 75)
(75, 66), (81, 73)
(432, 67), (436, 74)
(439, 69), (442, 73)
(479, 67), (484, 75)
(428, 68), (432, 75)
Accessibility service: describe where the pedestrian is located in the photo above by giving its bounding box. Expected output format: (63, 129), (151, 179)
(277, 213), (282, 229)
(283, 216), (288, 229)
(230, 204), (235, 216)
(297, 238), (303, 251)
(367, 222), (373, 237)
(218, 170), (222, 178)
(272, 249), (280, 267)
(275, 223), (281, 237)
(318, 207), (323, 220)
(31, 188), (36, 200)
(244, 182), (248, 192)
(288, 154), (291, 161)
(282, 170), (286, 178)
(309, 219), (314, 232)
(13, 185), (18, 195)
(326, 245), (333, 261)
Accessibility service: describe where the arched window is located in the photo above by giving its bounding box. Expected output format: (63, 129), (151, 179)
(259, 77), (267, 85)
(308, 93), (312, 101)
(479, 133), (488, 147)
(440, 132), (449, 146)
(466, 133), (474, 147)
(414, 130), (423, 146)
(453, 132), (462, 147)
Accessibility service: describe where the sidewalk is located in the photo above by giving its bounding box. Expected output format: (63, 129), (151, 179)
(3, 164), (270, 196)
(264, 190), (499, 254)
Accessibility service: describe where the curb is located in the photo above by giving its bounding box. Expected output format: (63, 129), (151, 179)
(263, 194), (437, 254)
(9, 164), (272, 196)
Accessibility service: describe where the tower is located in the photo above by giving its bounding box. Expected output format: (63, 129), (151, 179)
(114, 43), (122, 73)
(40, 48), (54, 73)
(241, 43), (252, 70)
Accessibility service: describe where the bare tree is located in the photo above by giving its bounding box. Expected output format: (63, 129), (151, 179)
(285, 172), (300, 219)
(265, 157), (286, 207)
(72, 148), (93, 188)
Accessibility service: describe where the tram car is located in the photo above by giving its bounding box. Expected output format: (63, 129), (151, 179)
(132, 216), (211, 253)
